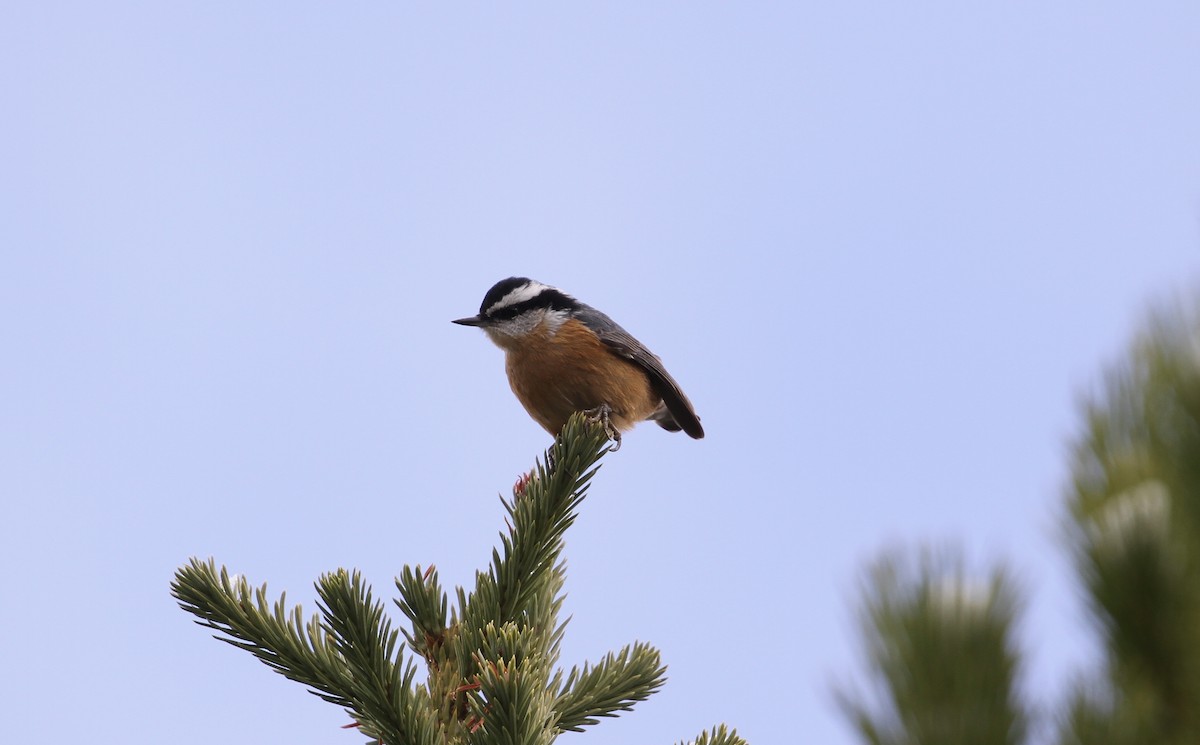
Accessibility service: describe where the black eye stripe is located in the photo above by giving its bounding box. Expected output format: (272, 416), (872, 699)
(488, 303), (525, 321)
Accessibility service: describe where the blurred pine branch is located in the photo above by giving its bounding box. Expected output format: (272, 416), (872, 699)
(834, 548), (1027, 745)
(837, 295), (1200, 745)
(1058, 300), (1200, 745)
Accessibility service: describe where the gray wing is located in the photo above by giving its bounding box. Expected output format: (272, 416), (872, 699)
(575, 305), (704, 439)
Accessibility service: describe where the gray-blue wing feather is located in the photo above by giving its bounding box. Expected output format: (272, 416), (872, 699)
(575, 305), (704, 439)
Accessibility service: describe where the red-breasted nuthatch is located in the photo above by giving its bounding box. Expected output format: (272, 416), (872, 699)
(453, 277), (704, 449)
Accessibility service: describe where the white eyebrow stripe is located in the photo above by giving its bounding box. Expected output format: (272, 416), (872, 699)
(489, 281), (553, 313)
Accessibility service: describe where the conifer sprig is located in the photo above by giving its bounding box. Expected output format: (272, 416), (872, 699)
(676, 724), (749, 745)
(553, 642), (668, 731)
(172, 413), (744, 744)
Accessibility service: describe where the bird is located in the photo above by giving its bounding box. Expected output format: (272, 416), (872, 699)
(453, 277), (703, 449)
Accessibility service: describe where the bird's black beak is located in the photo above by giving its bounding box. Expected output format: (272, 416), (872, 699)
(452, 315), (486, 327)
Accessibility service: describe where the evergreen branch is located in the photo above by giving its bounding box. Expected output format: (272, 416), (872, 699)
(529, 561), (569, 668)
(1060, 305), (1200, 741)
(315, 570), (438, 745)
(553, 642), (667, 732)
(395, 564), (449, 659)
(675, 725), (749, 745)
(468, 640), (557, 745)
(461, 620), (559, 743)
(171, 558), (355, 707)
(173, 414), (748, 743)
(463, 414), (609, 638)
(836, 549), (1026, 745)
(503, 415), (609, 610)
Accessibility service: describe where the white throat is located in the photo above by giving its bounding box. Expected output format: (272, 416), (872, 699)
(483, 307), (570, 344)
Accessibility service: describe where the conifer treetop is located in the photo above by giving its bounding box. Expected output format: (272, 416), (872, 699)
(173, 413), (747, 745)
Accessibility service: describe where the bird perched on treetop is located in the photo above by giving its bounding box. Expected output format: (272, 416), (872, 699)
(453, 277), (704, 450)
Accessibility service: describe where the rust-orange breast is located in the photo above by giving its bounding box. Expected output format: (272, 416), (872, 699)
(503, 318), (660, 435)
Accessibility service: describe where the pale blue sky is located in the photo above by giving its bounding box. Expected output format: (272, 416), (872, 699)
(2, 4), (1198, 744)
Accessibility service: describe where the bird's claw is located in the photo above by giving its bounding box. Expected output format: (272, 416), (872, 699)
(583, 403), (622, 452)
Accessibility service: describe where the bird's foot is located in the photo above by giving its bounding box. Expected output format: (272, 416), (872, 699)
(583, 403), (622, 452)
